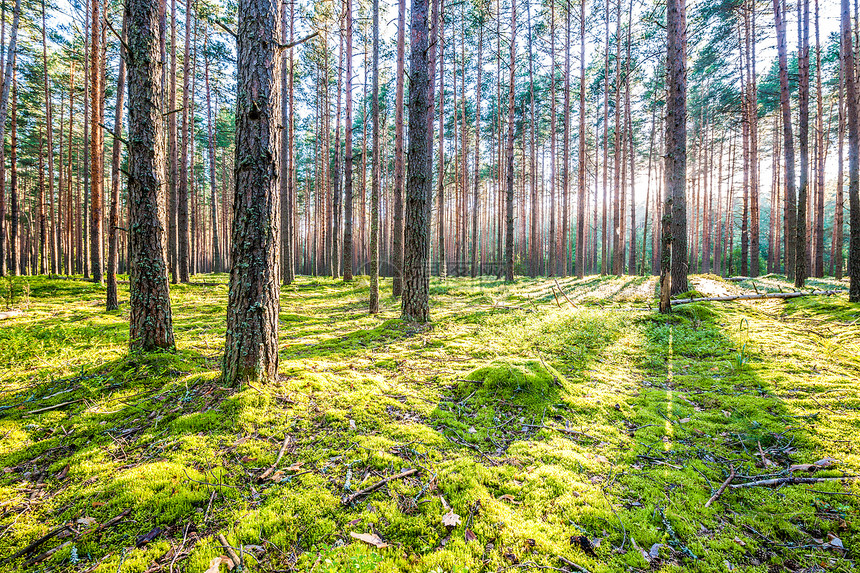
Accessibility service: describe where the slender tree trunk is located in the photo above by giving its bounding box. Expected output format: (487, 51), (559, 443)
(107, 14), (127, 310)
(369, 0), (380, 313)
(774, 0), (797, 282)
(844, 0), (860, 300)
(343, 0), (354, 281)
(90, 0), (104, 283)
(9, 70), (18, 276)
(177, 0), (191, 282)
(575, 0), (587, 277)
(0, 0), (22, 277)
(436, 0), (445, 278)
(813, 0), (824, 277)
(548, 1), (556, 276)
(504, 0), (517, 283)
(392, 0), (406, 292)
(666, 0), (688, 298)
(834, 35), (845, 278)
(127, 0), (175, 351)
(472, 17), (483, 278)
(796, 0), (810, 287)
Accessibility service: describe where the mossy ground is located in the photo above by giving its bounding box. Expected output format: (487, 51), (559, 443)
(0, 274), (857, 573)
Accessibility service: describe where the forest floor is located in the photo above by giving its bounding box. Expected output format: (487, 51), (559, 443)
(0, 273), (858, 573)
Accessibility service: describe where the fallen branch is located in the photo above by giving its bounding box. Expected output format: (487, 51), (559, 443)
(522, 424), (597, 441)
(553, 280), (578, 309)
(25, 399), (85, 416)
(0, 524), (69, 565)
(218, 533), (242, 570)
(671, 289), (843, 306)
(730, 475), (858, 489)
(258, 434), (292, 481)
(556, 555), (591, 573)
(342, 468), (418, 506)
(95, 508), (132, 533)
(704, 464), (734, 507)
(23, 540), (72, 568)
(0, 309), (23, 320)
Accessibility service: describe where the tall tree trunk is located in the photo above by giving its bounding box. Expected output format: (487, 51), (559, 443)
(369, 0), (380, 314)
(168, 0), (178, 282)
(436, 0), (445, 278)
(392, 0), (406, 293)
(504, 0), (517, 283)
(401, 0), (432, 321)
(343, 0), (354, 281)
(844, 0), (860, 300)
(813, 0), (824, 277)
(575, 0), (587, 277)
(127, 0), (175, 351)
(472, 16), (483, 278)
(0, 0), (22, 277)
(9, 70), (17, 276)
(834, 33), (845, 279)
(205, 30), (221, 273)
(90, 0), (104, 283)
(774, 0), (797, 282)
(285, 0), (296, 283)
(796, 0), (810, 287)
(107, 14), (127, 310)
(177, 0), (191, 282)
(548, 0), (556, 276)
(666, 0), (688, 298)
(223, 0), (281, 384)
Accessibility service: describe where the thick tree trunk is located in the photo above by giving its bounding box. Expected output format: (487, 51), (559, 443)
(205, 32), (221, 273)
(126, 0), (175, 351)
(107, 15), (127, 311)
(223, 0), (281, 384)
(401, 0), (432, 321)
(834, 36), (845, 279)
(472, 19), (483, 278)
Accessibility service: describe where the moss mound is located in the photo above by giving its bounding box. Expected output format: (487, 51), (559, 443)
(462, 357), (560, 400)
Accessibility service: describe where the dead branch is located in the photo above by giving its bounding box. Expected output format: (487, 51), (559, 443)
(218, 534), (242, 569)
(258, 434), (292, 481)
(342, 468), (418, 505)
(672, 290), (843, 306)
(24, 399), (85, 416)
(730, 475), (858, 489)
(704, 464), (734, 507)
(553, 280), (578, 308)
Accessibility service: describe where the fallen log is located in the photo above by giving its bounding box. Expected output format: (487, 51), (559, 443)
(671, 289), (843, 306)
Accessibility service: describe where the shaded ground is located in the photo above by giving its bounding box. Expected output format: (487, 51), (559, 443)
(0, 274), (858, 572)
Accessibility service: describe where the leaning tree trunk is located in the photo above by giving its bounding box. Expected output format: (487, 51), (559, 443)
(401, 0), (432, 321)
(223, 0), (282, 385)
(666, 0), (688, 299)
(107, 14), (127, 311)
(126, 0), (175, 351)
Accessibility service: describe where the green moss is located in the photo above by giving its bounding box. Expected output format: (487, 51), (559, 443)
(0, 275), (856, 572)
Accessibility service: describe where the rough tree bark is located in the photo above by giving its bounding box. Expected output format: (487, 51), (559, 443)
(796, 0), (809, 287)
(343, 0), (354, 282)
(401, 0), (432, 321)
(843, 0), (860, 301)
(392, 0), (406, 294)
(223, 0), (281, 384)
(126, 0), (175, 351)
(666, 0), (688, 298)
(177, 0), (192, 282)
(774, 0), (797, 282)
(369, 0), (380, 314)
(107, 14), (127, 310)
